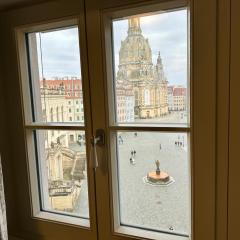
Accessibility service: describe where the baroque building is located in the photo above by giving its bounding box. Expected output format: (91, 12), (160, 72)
(38, 78), (87, 212)
(116, 17), (168, 119)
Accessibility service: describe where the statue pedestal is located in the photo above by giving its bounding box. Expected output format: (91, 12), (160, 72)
(143, 170), (175, 186)
(147, 171), (170, 183)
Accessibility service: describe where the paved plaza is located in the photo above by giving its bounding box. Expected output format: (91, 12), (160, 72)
(75, 129), (190, 237)
(117, 132), (190, 237)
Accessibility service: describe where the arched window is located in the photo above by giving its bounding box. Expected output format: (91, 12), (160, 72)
(144, 89), (150, 105)
(56, 106), (59, 122)
(61, 105), (64, 121)
(50, 108), (53, 122)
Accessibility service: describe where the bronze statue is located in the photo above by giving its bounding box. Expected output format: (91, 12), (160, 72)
(155, 160), (161, 175)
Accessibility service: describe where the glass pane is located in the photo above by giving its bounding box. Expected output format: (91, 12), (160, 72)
(27, 27), (85, 124)
(114, 131), (190, 237)
(34, 130), (89, 219)
(112, 9), (189, 125)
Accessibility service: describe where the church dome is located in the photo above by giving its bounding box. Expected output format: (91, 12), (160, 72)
(119, 18), (152, 65)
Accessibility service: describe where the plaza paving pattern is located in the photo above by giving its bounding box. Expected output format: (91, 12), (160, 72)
(117, 132), (190, 236)
(76, 131), (190, 237)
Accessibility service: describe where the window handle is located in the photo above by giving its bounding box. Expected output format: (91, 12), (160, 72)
(91, 129), (105, 170)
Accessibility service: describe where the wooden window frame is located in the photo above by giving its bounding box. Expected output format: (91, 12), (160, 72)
(84, 0), (217, 239)
(0, 0), (217, 239)
(102, 1), (191, 239)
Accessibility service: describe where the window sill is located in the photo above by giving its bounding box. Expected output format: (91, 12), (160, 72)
(115, 225), (190, 240)
(34, 211), (90, 228)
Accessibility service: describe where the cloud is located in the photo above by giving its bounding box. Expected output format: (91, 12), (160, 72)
(35, 8), (188, 86)
(113, 9), (188, 86)
(36, 27), (81, 79)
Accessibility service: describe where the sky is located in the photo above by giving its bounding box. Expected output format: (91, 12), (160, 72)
(37, 9), (187, 86)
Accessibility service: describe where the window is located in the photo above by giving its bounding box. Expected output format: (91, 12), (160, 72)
(103, 2), (192, 239)
(14, 0), (216, 239)
(18, 20), (90, 227)
(144, 89), (150, 106)
(56, 106), (59, 122)
(61, 105), (64, 121)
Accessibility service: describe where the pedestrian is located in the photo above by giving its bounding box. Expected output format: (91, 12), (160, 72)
(159, 144), (162, 150)
(133, 150), (136, 156)
(130, 157), (135, 165)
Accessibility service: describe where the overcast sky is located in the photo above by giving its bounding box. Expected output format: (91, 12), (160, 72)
(37, 9), (187, 86)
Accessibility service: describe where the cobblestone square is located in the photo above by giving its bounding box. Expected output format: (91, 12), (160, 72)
(77, 130), (190, 238)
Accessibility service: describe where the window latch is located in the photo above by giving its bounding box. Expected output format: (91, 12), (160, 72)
(91, 129), (105, 170)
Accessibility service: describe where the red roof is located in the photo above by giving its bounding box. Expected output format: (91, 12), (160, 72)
(40, 79), (82, 90)
(40, 79), (82, 99)
(173, 87), (186, 96)
(168, 86), (186, 96)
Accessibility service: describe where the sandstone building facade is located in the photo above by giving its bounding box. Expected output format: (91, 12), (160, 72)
(116, 17), (169, 119)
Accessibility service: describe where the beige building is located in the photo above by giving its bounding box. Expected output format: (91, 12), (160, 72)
(116, 17), (169, 119)
(47, 142), (87, 212)
(38, 79), (86, 212)
(168, 86), (187, 111)
(116, 81), (135, 122)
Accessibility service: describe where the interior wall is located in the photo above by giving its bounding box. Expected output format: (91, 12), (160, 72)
(0, 17), (19, 236)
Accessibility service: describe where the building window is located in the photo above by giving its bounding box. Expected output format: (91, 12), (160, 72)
(144, 89), (150, 106)
(61, 105), (64, 121)
(56, 106), (59, 122)
(50, 108), (53, 122)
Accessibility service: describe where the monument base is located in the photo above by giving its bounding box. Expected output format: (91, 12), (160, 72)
(143, 174), (175, 186)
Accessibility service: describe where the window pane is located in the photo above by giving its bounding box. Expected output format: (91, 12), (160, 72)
(112, 9), (189, 125)
(113, 131), (190, 237)
(34, 130), (89, 219)
(27, 27), (85, 123)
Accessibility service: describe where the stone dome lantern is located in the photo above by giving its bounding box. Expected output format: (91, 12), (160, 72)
(119, 17), (153, 65)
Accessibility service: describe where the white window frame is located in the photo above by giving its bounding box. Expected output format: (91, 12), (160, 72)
(15, 19), (90, 228)
(102, 1), (191, 239)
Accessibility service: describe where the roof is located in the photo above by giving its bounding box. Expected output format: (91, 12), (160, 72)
(168, 86), (187, 96)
